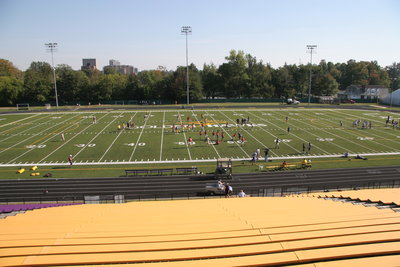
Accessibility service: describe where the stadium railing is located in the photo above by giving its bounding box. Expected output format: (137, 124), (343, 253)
(1, 179), (399, 205)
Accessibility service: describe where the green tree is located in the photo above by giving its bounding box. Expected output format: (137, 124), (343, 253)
(0, 59), (23, 79)
(201, 63), (221, 99)
(246, 55), (274, 98)
(56, 65), (90, 103)
(314, 73), (339, 96)
(23, 62), (53, 102)
(218, 50), (249, 98)
(94, 74), (128, 101)
(292, 64), (309, 98)
(367, 61), (390, 87)
(271, 64), (297, 98)
(386, 62), (400, 90)
(342, 60), (369, 87)
(164, 64), (203, 103)
(0, 76), (23, 105)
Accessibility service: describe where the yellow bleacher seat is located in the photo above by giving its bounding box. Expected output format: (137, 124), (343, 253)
(1, 192), (400, 266)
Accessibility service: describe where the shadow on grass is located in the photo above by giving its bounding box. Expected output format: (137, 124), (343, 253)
(52, 166), (70, 170)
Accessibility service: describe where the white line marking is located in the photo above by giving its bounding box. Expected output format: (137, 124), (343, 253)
(99, 112), (137, 162)
(0, 113), (42, 132)
(190, 110), (221, 158)
(159, 111), (165, 161)
(129, 112), (151, 161)
(5, 114), (83, 163)
(177, 111), (192, 160)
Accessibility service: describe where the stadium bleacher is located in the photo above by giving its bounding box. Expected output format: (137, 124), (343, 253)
(0, 203), (81, 214)
(0, 189), (400, 266)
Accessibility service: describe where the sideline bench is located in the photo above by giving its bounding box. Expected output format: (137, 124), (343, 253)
(125, 169), (149, 176)
(176, 167), (198, 175)
(125, 168), (173, 176)
(148, 168), (173, 175)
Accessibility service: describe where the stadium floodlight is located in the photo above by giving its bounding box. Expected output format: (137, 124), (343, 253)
(45, 42), (59, 108)
(181, 26), (192, 105)
(306, 45), (317, 105)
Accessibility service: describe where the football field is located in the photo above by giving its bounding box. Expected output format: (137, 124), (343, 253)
(0, 108), (399, 167)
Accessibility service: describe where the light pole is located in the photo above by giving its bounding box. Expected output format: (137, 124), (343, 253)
(306, 45), (317, 105)
(45, 43), (59, 108)
(181, 26), (192, 105)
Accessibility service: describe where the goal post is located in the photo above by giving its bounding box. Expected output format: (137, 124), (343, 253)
(114, 100), (125, 105)
(16, 103), (30, 111)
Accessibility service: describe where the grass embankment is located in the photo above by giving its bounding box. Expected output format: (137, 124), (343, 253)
(1, 154), (399, 180)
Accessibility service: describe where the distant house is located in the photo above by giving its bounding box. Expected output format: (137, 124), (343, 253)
(338, 85), (389, 100)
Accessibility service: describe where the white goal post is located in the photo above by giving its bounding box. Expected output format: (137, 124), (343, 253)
(16, 103), (30, 111)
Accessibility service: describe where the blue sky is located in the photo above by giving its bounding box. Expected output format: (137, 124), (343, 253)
(0, 0), (399, 71)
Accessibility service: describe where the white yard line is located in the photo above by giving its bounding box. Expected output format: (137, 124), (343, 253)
(276, 111), (359, 154)
(99, 112), (138, 162)
(0, 114), (53, 143)
(0, 114), (81, 155)
(3, 151), (400, 167)
(177, 111), (192, 160)
(37, 113), (109, 163)
(205, 111), (250, 158)
(0, 113), (41, 130)
(190, 110), (221, 158)
(9, 115), (88, 164)
(159, 111), (165, 161)
(247, 111), (308, 154)
(329, 109), (400, 147)
(300, 111), (380, 152)
(74, 112), (124, 159)
(129, 111), (151, 161)
(219, 110), (276, 154)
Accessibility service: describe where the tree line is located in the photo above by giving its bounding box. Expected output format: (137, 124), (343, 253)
(1, 50), (399, 106)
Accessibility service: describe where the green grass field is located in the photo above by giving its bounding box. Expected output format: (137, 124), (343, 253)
(0, 107), (399, 177)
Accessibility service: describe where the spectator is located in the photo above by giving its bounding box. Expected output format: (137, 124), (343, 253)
(225, 183), (233, 198)
(238, 190), (246, 198)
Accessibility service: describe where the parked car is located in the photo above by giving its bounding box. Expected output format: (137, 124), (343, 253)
(287, 98), (300, 104)
(342, 99), (356, 104)
(205, 182), (225, 195)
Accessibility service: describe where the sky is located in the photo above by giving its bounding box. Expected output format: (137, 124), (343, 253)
(0, 0), (399, 71)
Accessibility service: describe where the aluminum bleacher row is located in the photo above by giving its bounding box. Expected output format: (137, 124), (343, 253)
(0, 189), (400, 266)
(316, 188), (400, 205)
(0, 203), (81, 214)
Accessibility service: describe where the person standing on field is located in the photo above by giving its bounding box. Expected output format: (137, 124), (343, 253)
(264, 148), (269, 161)
(68, 155), (73, 166)
(275, 138), (280, 149)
